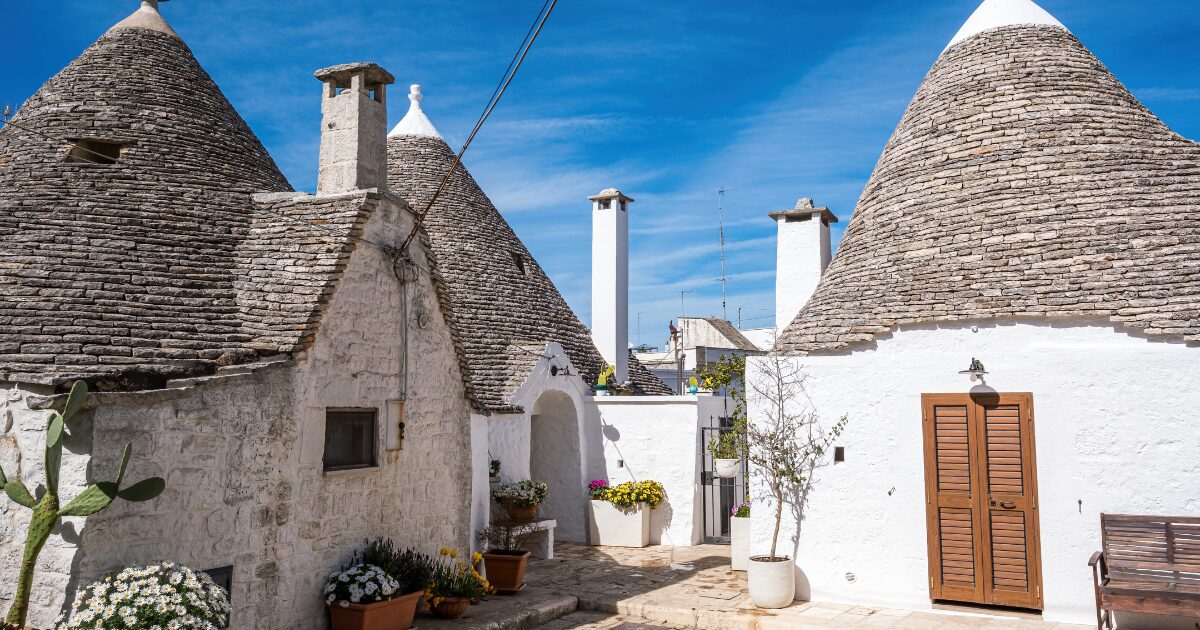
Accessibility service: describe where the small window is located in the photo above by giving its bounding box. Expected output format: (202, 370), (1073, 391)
(323, 409), (378, 471)
(203, 566), (233, 628)
(66, 139), (123, 165)
(834, 446), (845, 463)
(511, 251), (526, 275)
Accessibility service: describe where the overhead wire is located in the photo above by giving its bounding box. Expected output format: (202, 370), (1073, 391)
(397, 0), (559, 253)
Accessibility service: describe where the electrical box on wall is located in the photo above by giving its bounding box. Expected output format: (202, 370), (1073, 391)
(385, 400), (405, 451)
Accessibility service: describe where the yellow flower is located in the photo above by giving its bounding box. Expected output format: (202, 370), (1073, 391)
(472, 551), (483, 564)
(439, 547), (451, 556)
(449, 549), (459, 559)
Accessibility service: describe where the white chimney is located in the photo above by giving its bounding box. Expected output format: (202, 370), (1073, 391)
(589, 188), (633, 385)
(314, 62), (395, 193)
(771, 198), (838, 333)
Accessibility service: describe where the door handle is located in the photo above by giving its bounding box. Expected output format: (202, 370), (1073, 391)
(990, 500), (1016, 509)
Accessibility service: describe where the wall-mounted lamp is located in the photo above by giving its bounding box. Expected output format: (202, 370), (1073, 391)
(959, 358), (988, 382)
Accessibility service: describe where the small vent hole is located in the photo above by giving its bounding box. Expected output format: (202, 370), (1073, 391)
(512, 251), (526, 275)
(66, 139), (123, 165)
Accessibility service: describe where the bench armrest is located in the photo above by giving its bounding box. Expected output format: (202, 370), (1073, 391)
(1089, 551), (1103, 567)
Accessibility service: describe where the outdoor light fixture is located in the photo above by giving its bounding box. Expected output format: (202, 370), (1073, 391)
(959, 357), (988, 382)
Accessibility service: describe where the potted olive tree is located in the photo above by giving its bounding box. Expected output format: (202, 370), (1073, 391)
(477, 518), (539, 594)
(745, 355), (846, 609)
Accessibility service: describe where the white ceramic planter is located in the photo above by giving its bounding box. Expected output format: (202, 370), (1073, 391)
(748, 556), (795, 608)
(730, 516), (750, 571)
(588, 500), (649, 547)
(713, 458), (740, 479)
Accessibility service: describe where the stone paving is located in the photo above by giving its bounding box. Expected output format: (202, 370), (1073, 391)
(417, 543), (1090, 629)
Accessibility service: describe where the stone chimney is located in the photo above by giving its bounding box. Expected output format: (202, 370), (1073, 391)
(771, 198), (838, 333)
(589, 188), (634, 385)
(314, 63), (395, 194)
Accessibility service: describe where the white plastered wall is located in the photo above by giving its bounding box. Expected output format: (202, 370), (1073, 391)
(589, 395), (729, 546)
(746, 321), (1200, 626)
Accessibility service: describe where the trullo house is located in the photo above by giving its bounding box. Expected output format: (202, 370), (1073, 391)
(749, 0), (1200, 627)
(0, 1), (696, 627)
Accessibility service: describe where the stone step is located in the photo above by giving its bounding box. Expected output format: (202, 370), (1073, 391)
(414, 588), (577, 630)
(539, 612), (681, 629)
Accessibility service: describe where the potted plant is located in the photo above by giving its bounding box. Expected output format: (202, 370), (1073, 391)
(491, 480), (547, 522)
(730, 503), (751, 571)
(586, 479), (665, 548)
(489, 458), (502, 484)
(324, 564), (407, 630)
(358, 539), (431, 629)
(60, 562), (230, 629)
(477, 518), (539, 595)
(594, 364), (615, 396)
(697, 357), (749, 479)
(709, 428), (744, 479)
(424, 547), (492, 619)
(1, 381), (165, 630)
(745, 355), (847, 609)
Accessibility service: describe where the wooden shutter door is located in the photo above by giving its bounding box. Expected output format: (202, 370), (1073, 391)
(979, 394), (1043, 609)
(923, 395), (985, 603)
(923, 393), (1043, 610)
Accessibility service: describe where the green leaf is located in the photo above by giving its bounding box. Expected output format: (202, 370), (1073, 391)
(115, 443), (132, 487)
(58, 482), (118, 517)
(61, 380), (87, 423)
(4, 480), (36, 508)
(46, 413), (64, 448)
(46, 433), (62, 495)
(117, 477), (165, 502)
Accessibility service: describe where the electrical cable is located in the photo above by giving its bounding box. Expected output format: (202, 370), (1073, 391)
(397, 0), (559, 253)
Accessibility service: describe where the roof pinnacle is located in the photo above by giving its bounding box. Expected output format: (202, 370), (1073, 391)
(388, 84), (443, 139)
(109, 0), (179, 38)
(944, 0), (1065, 52)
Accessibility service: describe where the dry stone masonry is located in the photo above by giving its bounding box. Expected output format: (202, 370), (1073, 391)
(776, 25), (1200, 354)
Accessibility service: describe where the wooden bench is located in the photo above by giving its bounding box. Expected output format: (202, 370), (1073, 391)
(1089, 513), (1200, 629)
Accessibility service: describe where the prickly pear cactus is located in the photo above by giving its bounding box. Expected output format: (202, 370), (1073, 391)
(1, 380), (166, 627)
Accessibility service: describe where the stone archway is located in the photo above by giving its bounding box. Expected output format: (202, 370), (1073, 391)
(529, 390), (585, 542)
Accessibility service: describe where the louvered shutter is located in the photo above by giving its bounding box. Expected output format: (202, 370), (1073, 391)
(923, 396), (985, 603)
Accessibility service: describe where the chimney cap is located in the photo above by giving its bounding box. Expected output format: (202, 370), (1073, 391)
(588, 188), (635, 203)
(769, 198), (838, 224)
(314, 62), (396, 88)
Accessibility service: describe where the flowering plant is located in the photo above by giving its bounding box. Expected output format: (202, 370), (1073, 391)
(62, 562), (230, 629)
(587, 479), (609, 499)
(732, 502), (750, 518)
(423, 548), (492, 606)
(324, 564), (400, 607)
(603, 480), (666, 510)
(491, 479), (548, 508)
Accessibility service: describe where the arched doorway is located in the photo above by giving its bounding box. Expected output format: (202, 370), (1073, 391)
(529, 390), (585, 542)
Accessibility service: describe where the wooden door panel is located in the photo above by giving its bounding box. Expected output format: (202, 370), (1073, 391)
(923, 393), (1043, 610)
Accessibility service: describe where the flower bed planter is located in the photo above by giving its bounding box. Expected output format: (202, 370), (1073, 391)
(499, 498), (538, 522)
(588, 500), (649, 547)
(328, 590), (422, 630)
(430, 596), (471, 619)
(730, 516), (750, 571)
(483, 550), (531, 595)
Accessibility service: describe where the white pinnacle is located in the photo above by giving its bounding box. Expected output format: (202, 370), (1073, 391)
(944, 0), (1065, 52)
(388, 84), (443, 139)
(109, 0), (179, 38)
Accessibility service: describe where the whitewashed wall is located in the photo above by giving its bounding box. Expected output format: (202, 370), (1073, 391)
(589, 395), (727, 546)
(0, 198), (474, 629)
(747, 321), (1200, 627)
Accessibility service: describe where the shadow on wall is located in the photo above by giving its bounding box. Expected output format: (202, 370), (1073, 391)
(597, 419), (678, 546)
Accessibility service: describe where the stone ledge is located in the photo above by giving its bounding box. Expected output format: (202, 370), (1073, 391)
(415, 588), (577, 630)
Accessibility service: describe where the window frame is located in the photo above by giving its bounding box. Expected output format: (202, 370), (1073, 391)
(322, 408), (380, 473)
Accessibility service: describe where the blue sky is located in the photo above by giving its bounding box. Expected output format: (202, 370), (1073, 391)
(7, 1), (1200, 349)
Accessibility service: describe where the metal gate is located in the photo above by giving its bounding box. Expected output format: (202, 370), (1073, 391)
(700, 416), (748, 544)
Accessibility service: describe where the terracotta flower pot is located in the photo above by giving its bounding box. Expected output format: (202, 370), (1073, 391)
(483, 550), (531, 594)
(430, 596), (471, 619)
(500, 498), (538, 522)
(328, 590), (422, 630)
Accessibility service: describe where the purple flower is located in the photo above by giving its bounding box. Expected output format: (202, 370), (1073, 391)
(731, 502), (750, 518)
(587, 479), (609, 499)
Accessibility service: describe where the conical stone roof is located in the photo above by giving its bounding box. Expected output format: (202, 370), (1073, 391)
(776, 10), (1200, 354)
(0, 5), (302, 387)
(387, 102), (670, 413)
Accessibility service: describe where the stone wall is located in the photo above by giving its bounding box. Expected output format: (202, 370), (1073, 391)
(0, 197), (473, 629)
